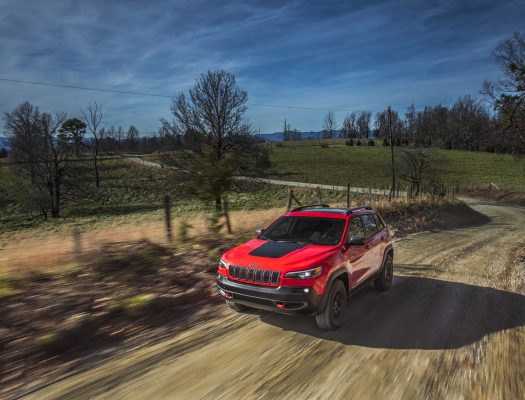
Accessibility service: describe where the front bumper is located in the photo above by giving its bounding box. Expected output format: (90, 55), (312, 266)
(216, 274), (323, 315)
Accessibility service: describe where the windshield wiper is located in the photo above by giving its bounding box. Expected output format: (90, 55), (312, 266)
(275, 239), (310, 246)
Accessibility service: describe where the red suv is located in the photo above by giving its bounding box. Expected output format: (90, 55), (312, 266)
(216, 205), (394, 330)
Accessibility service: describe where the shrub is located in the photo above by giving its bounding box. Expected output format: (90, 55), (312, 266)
(368, 139), (375, 146)
(345, 139), (354, 146)
(356, 139), (362, 146)
(320, 143), (329, 148)
(383, 138), (389, 146)
(178, 220), (192, 242)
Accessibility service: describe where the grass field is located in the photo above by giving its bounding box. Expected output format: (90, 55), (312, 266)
(0, 157), (350, 236)
(266, 141), (525, 190)
(2, 142), (523, 237)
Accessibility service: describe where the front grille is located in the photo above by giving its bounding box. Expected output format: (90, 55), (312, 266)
(228, 265), (280, 286)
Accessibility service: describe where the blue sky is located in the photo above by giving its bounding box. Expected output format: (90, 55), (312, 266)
(0, 0), (523, 134)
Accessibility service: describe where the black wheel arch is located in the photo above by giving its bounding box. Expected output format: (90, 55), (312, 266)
(315, 268), (349, 314)
(382, 244), (394, 266)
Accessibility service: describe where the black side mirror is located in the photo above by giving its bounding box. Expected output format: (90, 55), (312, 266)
(255, 227), (264, 237)
(348, 236), (365, 246)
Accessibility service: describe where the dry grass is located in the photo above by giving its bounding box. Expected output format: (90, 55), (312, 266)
(0, 196), (470, 274)
(0, 208), (285, 274)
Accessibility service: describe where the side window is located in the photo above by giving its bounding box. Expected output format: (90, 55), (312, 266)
(374, 214), (385, 231)
(361, 214), (378, 238)
(347, 216), (365, 241)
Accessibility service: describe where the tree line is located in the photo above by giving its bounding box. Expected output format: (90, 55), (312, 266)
(283, 33), (525, 155)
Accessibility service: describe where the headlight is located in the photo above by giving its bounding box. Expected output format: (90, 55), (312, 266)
(285, 266), (322, 279)
(219, 258), (228, 269)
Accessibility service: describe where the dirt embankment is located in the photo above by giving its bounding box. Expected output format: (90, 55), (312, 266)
(0, 199), (495, 399)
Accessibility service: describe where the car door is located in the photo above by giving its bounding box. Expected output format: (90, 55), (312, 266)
(360, 214), (382, 276)
(343, 215), (369, 286)
(373, 213), (388, 265)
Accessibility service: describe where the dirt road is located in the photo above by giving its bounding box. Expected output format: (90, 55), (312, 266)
(124, 155), (408, 196)
(27, 199), (525, 399)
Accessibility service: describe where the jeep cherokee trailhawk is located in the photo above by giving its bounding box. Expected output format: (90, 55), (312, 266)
(216, 204), (394, 329)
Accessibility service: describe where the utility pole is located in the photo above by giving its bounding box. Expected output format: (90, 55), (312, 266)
(388, 106), (396, 201)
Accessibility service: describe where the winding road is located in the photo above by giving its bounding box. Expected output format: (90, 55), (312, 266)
(28, 199), (525, 399)
(124, 155), (409, 196)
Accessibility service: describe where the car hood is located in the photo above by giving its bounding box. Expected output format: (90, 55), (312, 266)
(223, 239), (338, 272)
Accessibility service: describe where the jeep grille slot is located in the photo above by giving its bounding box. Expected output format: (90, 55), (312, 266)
(228, 265), (280, 286)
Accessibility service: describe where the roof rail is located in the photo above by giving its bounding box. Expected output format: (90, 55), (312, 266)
(346, 206), (372, 215)
(291, 204), (330, 212)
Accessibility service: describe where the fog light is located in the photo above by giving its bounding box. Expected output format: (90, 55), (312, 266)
(304, 288), (309, 293)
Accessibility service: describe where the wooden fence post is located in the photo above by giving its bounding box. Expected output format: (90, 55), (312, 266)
(316, 187), (322, 203)
(286, 188), (293, 211)
(223, 198), (232, 234)
(73, 227), (82, 261)
(164, 195), (173, 244)
(346, 182), (350, 208)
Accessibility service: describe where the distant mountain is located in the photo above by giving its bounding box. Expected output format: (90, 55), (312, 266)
(256, 130), (343, 142)
(0, 137), (10, 150)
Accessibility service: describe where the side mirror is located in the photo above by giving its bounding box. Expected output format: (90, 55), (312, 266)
(255, 227), (264, 237)
(348, 236), (365, 246)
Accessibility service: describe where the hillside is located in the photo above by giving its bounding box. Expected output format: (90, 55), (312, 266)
(267, 141), (525, 190)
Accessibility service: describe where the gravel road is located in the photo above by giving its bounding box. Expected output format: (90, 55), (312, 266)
(27, 199), (525, 400)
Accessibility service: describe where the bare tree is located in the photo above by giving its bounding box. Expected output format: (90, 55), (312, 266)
(340, 113), (358, 138)
(162, 70), (268, 213)
(357, 111), (372, 139)
(398, 147), (430, 196)
(4, 102), (69, 218)
(126, 125), (140, 151)
(81, 102), (103, 187)
(482, 32), (525, 153)
(388, 106), (396, 200)
(449, 96), (490, 151)
(404, 104), (417, 140)
(282, 118), (292, 141)
(290, 129), (302, 141)
(376, 108), (403, 142)
(322, 111), (336, 139)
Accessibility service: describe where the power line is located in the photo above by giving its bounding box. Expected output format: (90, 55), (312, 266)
(0, 77), (172, 98)
(0, 77), (360, 113)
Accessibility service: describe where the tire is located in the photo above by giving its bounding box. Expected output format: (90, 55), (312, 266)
(374, 253), (394, 292)
(315, 280), (347, 330)
(225, 300), (250, 312)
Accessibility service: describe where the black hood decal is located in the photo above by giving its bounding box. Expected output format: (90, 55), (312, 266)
(249, 241), (308, 258)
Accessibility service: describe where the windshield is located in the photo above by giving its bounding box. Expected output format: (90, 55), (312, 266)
(262, 216), (346, 246)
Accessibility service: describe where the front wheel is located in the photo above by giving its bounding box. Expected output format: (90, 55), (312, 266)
(315, 280), (347, 330)
(225, 300), (250, 312)
(374, 253), (393, 291)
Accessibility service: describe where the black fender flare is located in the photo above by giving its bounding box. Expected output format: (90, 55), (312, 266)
(315, 267), (349, 314)
(380, 244), (394, 270)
